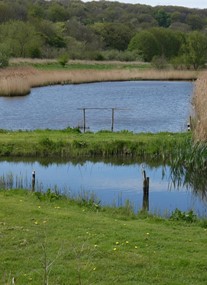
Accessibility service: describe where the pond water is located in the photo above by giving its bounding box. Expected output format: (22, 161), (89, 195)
(0, 81), (193, 132)
(0, 160), (206, 217)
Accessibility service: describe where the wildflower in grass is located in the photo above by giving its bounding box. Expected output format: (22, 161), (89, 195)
(113, 247), (117, 251)
(135, 246), (138, 249)
(115, 241), (119, 245)
(34, 221), (38, 225)
(146, 233), (150, 235)
(38, 206), (41, 209)
(94, 244), (98, 248)
(93, 267), (96, 271)
(126, 241), (129, 244)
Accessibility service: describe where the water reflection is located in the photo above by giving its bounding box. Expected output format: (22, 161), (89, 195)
(170, 164), (207, 203)
(0, 158), (206, 217)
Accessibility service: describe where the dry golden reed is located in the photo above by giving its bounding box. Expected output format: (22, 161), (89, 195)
(193, 71), (207, 141)
(0, 65), (199, 97)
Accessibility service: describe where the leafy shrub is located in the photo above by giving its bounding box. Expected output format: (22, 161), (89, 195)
(35, 188), (62, 201)
(170, 208), (197, 223)
(151, 55), (168, 69)
(58, 53), (69, 67)
(0, 50), (9, 68)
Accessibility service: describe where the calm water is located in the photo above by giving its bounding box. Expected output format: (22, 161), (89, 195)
(0, 160), (206, 217)
(0, 81), (193, 132)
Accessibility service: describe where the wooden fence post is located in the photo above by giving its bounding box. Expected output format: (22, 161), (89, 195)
(142, 170), (149, 211)
(32, 170), (35, 192)
(111, 108), (115, 132)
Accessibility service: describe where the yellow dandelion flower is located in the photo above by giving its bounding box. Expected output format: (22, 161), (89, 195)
(135, 246), (138, 249)
(113, 247), (117, 251)
(115, 241), (119, 245)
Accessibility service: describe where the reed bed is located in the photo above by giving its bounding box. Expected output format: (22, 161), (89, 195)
(193, 71), (207, 141)
(0, 66), (199, 96)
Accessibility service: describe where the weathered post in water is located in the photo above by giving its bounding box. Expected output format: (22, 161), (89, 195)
(83, 108), (86, 133)
(142, 170), (149, 211)
(32, 170), (35, 192)
(111, 108), (115, 132)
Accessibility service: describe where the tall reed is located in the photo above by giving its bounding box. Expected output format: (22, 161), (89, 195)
(193, 71), (207, 141)
(0, 65), (199, 96)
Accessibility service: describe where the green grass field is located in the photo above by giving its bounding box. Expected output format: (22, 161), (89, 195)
(0, 190), (207, 285)
(0, 129), (191, 159)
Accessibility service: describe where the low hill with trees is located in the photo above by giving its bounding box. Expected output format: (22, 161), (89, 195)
(0, 0), (207, 69)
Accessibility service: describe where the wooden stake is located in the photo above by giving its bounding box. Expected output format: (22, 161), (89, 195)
(142, 170), (149, 211)
(32, 170), (35, 192)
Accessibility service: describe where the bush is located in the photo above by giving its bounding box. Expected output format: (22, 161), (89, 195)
(58, 53), (69, 67)
(0, 50), (9, 68)
(151, 55), (168, 69)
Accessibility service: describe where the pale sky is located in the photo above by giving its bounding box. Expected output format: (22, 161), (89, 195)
(82, 0), (207, 9)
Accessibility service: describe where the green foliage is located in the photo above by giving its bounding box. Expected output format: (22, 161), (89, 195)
(151, 55), (168, 69)
(0, 46), (9, 68)
(170, 209), (197, 223)
(128, 30), (159, 61)
(35, 188), (62, 202)
(0, 20), (42, 57)
(92, 22), (133, 51)
(58, 53), (69, 67)
(181, 31), (207, 70)
(128, 28), (183, 62)
(155, 8), (171, 28)
(0, 1), (207, 60)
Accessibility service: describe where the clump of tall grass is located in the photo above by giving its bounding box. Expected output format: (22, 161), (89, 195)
(0, 64), (199, 96)
(193, 71), (207, 141)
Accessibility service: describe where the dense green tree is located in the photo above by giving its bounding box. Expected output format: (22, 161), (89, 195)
(150, 28), (183, 59)
(128, 30), (159, 61)
(181, 31), (207, 69)
(0, 2), (12, 23)
(0, 21), (42, 57)
(36, 20), (66, 48)
(155, 8), (171, 28)
(186, 14), (205, 30)
(128, 28), (183, 62)
(47, 2), (69, 22)
(92, 22), (133, 51)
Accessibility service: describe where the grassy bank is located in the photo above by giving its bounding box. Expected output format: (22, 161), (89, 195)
(0, 189), (207, 285)
(0, 129), (191, 160)
(0, 59), (199, 96)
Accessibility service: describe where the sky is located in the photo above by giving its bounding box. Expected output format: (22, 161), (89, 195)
(82, 0), (207, 9)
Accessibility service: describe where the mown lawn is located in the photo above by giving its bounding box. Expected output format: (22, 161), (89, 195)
(0, 190), (207, 285)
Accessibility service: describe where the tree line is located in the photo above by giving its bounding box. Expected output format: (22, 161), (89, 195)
(0, 0), (207, 69)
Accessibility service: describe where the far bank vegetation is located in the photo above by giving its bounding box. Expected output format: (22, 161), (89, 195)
(0, 64), (199, 96)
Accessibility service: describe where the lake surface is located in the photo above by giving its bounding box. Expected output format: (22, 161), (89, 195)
(0, 81), (193, 132)
(0, 160), (206, 217)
